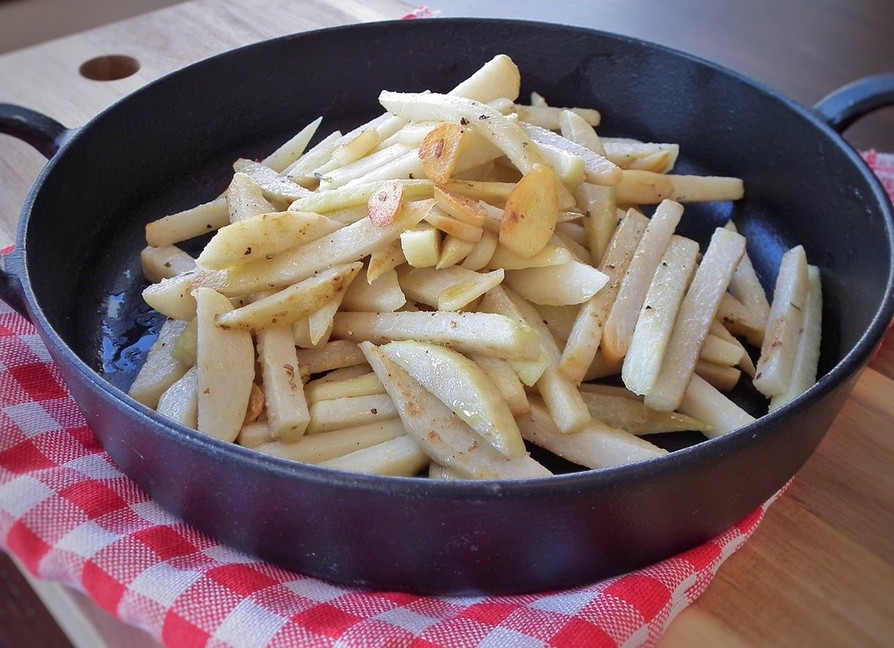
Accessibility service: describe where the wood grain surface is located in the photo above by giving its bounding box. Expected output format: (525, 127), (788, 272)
(0, 1), (892, 646)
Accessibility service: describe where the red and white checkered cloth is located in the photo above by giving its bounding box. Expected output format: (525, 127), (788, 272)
(1, 151), (892, 647)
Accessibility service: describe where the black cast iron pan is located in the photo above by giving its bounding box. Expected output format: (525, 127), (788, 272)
(1, 19), (893, 594)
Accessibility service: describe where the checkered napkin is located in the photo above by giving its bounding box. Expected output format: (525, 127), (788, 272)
(1, 152), (892, 647)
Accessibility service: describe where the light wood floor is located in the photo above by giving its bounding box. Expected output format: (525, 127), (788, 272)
(0, 0), (184, 54)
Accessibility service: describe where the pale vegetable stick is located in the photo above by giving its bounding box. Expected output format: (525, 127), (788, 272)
(304, 364), (372, 387)
(753, 245), (808, 398)
(449, 54), (522, 103)
(141, 268), (227, 321)
(291, 316), (319, 350)
(215, 262), (362, 332)
(533, 143), (586, 187)
(361, 343), (549, 479)
(601, 141), (679, 173)
(559, 209), (648, 383)
(367, 240), (406, 282)
(156, 366), (199, 429)
(678, 373), (755, 438)
(578, 382), (642, 399)
(300, 115), (391, 179)
(288, 115), (388, 180)
(555, 216), (588, 241)
(694, 361), (742, 392)
(378, 340), (527, 459)
(496, 286), (591, 434)
(534, 303), (580, 346)
(515, 104), (601, 129)
(521, 122), (622, 186)
(380, 120), (437, 148)
(227, 173), (275, 222)
(459, 229), (499, 271)
(716, 292), (765, 347)
(319, 205), (368, 226)
(257, 325), (310, 441)
(602, 199), (685, 364)
(287, 178), (433, 214)
(433, 186), (488, 226)
(284, 130), (344, 184)
(582, 349), (624, 382)
(400, 224), (441, 267)
(145, 197), (229, 247)
(316, 128), (382, 174)
(517, 400), (667, 469)
(379, 91), (548, 174)
(294, 340), (367, 379)
(162, 316), (199, 363)
(140, 245), (196, 283)
(614, 170), (744, 204)
(441, 179), (515, 204)
(261, 116), (322, 172)
(305, 371), (385, 404)
(699, 334), (746, 367)
(428, 462), (461, 480)
(330, 311), (541, 362)
(503, 261), (608, 306)
(578, 390), (710, 435)
(232, 159), (312, 202)
(645, 227), (746, 412)
(553, 224), (593, 265)
(622, 235), (699, 395)
(474, 286), (545, 385)
(308, 291), (346, 347)
(754, 246), (811, 397)
(371, 113), (412, 142)
(623, 151), (677, 173)
(255, 420), (407, 464)
(709, 319), (757, 377)
(436, 269), (504, 311)
(319, 143), (413, 189)
(194, 288), (255, 443)
(223, 200), (430, 295)
(437, 236), (476, 269)
(724, 222), (771, 342)
(449, 130), (509, 178)
(341, 267), (406, 312)
(342, 150), (425, 187)
(769, 265), (823, 410)
(237, 421), (273, 449)
(424, 206), (483, 242)
(471, 354), (530, 416)
(488, 241), (573, 270)
(535, 366), (593, 435)
(196, 211), (342, 270)
(579, 186), (620, 267)
(529, 91), (548, 107)
(129, 318), (191, 408)
(306, 393), (398, 435)
(559, 109), (604, 154)
(317, 435), (429, 476)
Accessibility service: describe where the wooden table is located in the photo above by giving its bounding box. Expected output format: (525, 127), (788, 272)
(1, 1), (892, 646)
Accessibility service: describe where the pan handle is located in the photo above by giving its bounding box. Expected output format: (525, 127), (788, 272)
(813, 73), (894, 132)
(0, 104), (73, 321)
(0, 250), (29, 320)
(0, 103), (72, 159)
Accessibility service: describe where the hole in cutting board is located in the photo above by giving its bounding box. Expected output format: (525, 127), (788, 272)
(79, 55), (140, 81)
